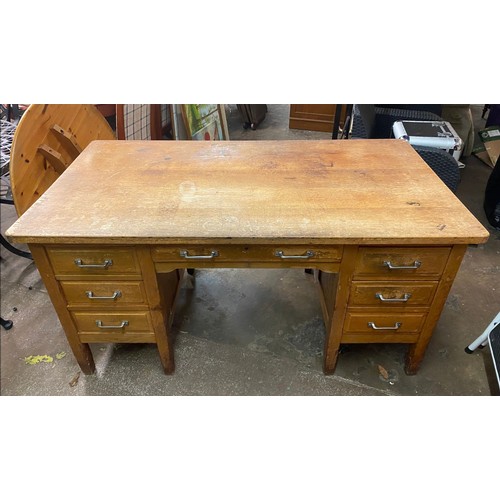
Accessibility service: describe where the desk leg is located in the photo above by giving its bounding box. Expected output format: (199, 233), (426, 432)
(29, 245), (95, 375)
(322, 246), (358, 374)
(137, 247), (175, 374)
(405, 245), (467, 375)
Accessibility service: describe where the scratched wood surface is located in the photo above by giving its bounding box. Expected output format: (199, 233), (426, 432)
(6, 139), (489, 245)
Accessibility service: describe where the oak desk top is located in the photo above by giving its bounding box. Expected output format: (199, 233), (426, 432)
(6, 139), (489, 246)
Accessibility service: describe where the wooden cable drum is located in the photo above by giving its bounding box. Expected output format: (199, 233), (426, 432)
(10, 104), (116, 216)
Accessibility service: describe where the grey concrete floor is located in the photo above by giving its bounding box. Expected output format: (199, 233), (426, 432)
(1, 104), (499, 396)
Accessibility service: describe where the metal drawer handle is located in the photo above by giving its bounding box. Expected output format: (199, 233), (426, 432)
(275, 250), (315, 259)
(85, 291), (122, 300)
(383, 260), (421, 270)
(179, 250), (219, 260)
(95, 320), (129, 329)
(75, 258), (113, 269)
(368, 322), (402, 330)
(375, 293), (411, 303)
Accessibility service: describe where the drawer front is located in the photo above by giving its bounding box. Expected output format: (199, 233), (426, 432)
(152, 245), (343, 263)
(72, 311), (152, 333)
(344, 312), (427, 334)
(48, 247), (141, 276)
(349, 281), (438, 307)
(354, 247), (451, 279)
(61, 281), (147, 306)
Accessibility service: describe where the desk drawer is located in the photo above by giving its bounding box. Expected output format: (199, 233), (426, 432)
(72, 311), (153, 334)
(354, 247), (450, 279)
(152, 245), (343, 263)
(344, 312), (427, 334)
(349, 281), (438, 307)
(48, 247), (141, 276)
(61, 281), (147, 307)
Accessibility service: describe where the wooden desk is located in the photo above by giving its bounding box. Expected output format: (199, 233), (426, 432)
(6, 140), (489, 376)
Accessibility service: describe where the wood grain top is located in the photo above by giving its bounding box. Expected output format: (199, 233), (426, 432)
(6, 139), (489, 245)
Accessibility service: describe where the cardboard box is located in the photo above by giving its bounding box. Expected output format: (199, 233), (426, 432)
(473, 126), (500, 168)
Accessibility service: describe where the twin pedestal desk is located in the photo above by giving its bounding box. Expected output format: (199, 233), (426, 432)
(6, 140), (489, 376)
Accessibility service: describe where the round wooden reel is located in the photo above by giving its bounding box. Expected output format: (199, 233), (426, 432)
(10, 104), (116, 216)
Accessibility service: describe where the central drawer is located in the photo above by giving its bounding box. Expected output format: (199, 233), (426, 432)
(152, 244), (343, 263)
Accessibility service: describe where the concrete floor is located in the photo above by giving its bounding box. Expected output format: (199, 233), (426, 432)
(1, 104), (499, 396)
